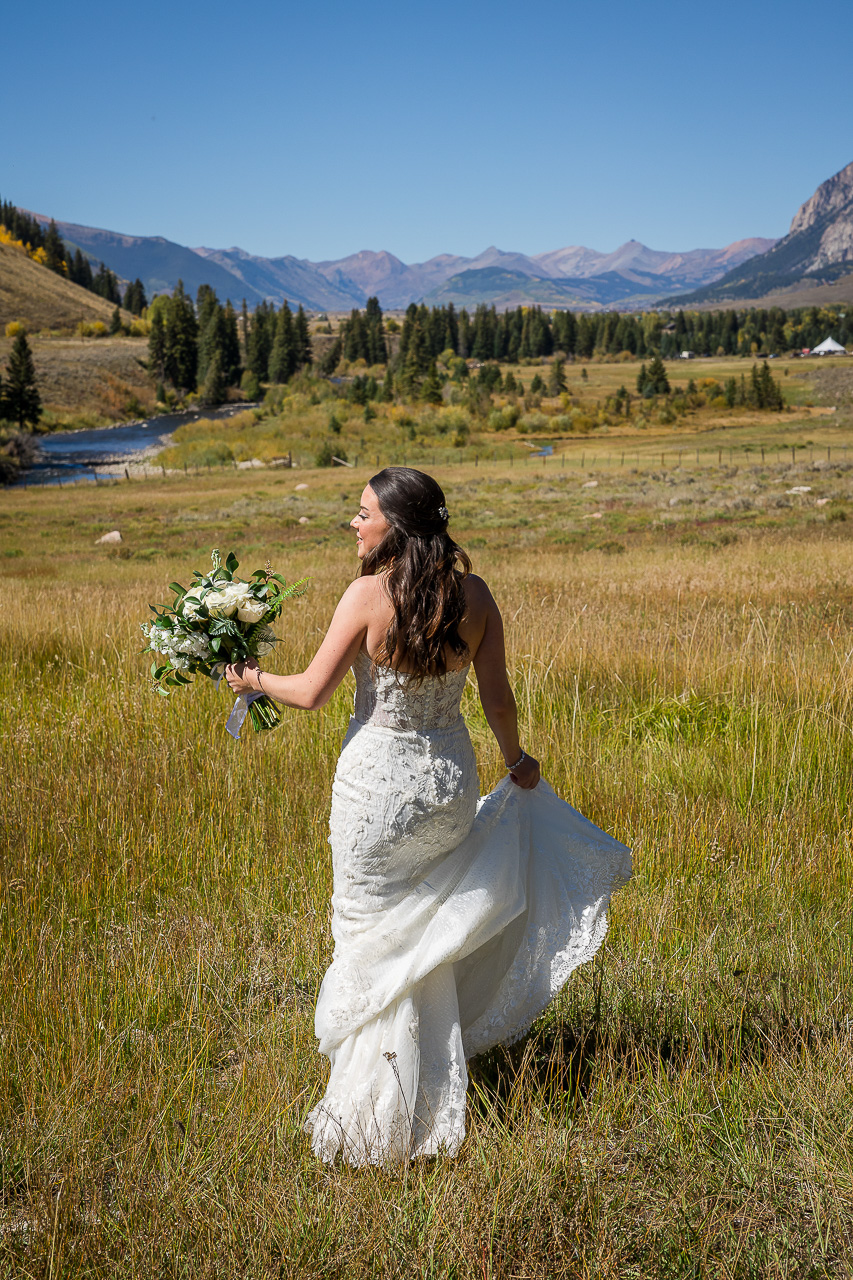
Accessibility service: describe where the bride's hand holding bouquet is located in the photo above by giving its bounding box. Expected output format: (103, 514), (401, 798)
(141, 548), (306, 736)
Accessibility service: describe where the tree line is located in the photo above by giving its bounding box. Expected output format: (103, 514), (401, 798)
(0, 198), (148, 315)
(146, 285), (315, 402)
(328, 299), (851, 372)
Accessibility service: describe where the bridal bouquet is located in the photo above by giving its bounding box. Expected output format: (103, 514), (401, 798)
(141, 549), (306, 736)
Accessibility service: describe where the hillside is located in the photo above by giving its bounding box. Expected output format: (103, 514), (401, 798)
(27, 214), (273, 307)
(670, 161), (853, 305)
(0, 240), (125, 330)
(422, 267), (665, 310)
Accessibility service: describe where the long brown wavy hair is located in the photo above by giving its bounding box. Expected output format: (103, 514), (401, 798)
(360, 467), (472, 680)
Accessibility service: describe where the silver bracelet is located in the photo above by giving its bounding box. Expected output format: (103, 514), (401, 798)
(506, 751), (526, 771)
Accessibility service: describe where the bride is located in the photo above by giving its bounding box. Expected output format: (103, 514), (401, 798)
(226, 466), (630, 1166)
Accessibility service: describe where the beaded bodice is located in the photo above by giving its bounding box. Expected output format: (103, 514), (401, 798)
(352, 650), (470, 731)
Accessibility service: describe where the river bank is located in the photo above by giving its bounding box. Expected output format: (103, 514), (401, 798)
(24, 403), (260, 485)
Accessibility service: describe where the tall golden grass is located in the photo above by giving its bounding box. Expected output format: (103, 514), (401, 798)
(1, 466), (852, 1276)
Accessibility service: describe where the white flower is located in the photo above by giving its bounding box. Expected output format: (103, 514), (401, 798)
(236, 597), (267, 624)
(204, 589), (238, 618)
(181, 595), (204, 619)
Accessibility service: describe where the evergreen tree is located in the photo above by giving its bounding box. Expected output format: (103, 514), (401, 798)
(148, 306), (167, 383)
(93, 263), (121, 305)
(420, 361), (443, 405)
(2, 332), (42, 430)
(44, 219), (66, 275)
(163, 281), (198, 392)
(530, 372), (544, 394)
(70, 249), (93, 291)
(109, 305), (122, 335)
(399, 322), (428, 397)
(122, 279), (147, 314)
(240, 299), (250, 362)
(295, 305), (313, 367)
(199, 350), (225, 406)
(269, 301), (297, 383)
(247, 302), (273, 383)
(221, 302), (242, 385)
(365, 296), (388, 364)
(548, 358), (567, 396)
(636, 363), (648, 394)
(196, 285), (222, 384)
(645, 353), (670, 394)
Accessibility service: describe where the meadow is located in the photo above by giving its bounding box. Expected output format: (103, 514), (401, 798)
(2, 390), (853, 1275)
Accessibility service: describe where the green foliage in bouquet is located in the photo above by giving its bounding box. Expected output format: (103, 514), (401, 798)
(142, 549), (307, 733)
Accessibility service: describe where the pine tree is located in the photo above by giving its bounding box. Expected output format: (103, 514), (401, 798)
(163, 281), (198, 392)
(247, 302), (273, 383)
(636, 363), (648, 394)
(420, 361), (443, 405)
(44, 219), (66, 275)
(109, 305), (122, 335)
(646, 353), (670, 394)
(221, 302), (242, 385)
(269, 301), (296, 383)
(148, 307), (167, 383)
(196, 286), (222, 385)
(365, 296), (388, 364)
(240, 299), (250, 362)
(548, 358), (567, 397)
(295, 305), (313, 367)
(199, 350), (225, 406)
(2, 332), (42, 430)
(70, 249), (93, 291)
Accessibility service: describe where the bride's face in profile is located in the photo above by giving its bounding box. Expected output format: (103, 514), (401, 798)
(351, 485), (390, 559)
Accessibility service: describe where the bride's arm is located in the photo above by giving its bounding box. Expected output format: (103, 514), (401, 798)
(224, 578), (373, 710)
(471, 582), (540, 789)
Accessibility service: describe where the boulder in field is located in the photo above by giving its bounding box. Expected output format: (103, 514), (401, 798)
(96, 530), (122, 544)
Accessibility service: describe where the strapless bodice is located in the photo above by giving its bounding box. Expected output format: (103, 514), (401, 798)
(352, 650), (470, 731)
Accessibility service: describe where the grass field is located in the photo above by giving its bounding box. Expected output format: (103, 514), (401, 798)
(2, 402), (853, 1274)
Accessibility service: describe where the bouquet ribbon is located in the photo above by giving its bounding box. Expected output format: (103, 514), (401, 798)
(225, 691), (265, 740)
(211, 665), (264, 739)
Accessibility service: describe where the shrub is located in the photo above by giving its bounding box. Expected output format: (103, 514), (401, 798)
(521, 411), (548, 434)
(315, 440), (348, 467)
(488, 405), (520, 432)
(5, 321), (25, 338)
(241, 370), (261, 401)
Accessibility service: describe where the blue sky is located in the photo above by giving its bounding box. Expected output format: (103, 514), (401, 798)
(3, 0), (851, 263)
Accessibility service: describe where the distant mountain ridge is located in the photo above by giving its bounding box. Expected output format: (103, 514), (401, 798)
(667, 161), (853, 305)
(25, 209), (775, 311)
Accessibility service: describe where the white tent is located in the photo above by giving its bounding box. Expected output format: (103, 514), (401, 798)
(811, 336), (847, 355)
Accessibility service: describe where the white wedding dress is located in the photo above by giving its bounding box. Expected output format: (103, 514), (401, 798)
(305, 651), (631, 1166)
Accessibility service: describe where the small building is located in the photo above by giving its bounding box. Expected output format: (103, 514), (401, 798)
(679, 350), (695, 359)
(811, 336), (847, 355)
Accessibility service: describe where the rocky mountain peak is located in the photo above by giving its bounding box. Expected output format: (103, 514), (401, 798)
(788, 160), (853, 236)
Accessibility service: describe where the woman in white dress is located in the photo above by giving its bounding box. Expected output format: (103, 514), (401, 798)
(226, 467), (630, 1166)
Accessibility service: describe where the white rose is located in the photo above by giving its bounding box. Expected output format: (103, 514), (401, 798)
(236, 597), (267, 624)
(204, 589), (237, 618)
(182, 595), (203, 619)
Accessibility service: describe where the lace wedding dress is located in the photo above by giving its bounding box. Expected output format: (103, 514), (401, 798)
(305, 651), (631, 1166)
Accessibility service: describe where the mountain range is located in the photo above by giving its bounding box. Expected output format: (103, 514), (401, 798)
(27, 209), (775, 312)
(669, 161), (853, 306)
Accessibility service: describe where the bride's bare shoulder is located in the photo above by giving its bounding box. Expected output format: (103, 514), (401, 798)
(463, 574), (499, 626)
(464, 573), (496, 607)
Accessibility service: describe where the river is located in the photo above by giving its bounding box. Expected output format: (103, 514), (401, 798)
(25, 404), (257, 485)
